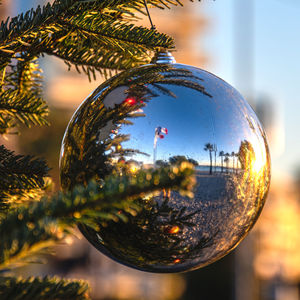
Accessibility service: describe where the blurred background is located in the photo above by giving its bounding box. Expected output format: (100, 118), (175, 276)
(1, 0), (300, 299)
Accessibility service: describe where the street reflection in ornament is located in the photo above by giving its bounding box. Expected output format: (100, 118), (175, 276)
(59, 51), (271, 273)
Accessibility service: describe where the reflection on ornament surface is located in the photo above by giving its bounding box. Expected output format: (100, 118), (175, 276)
(59, 52), (271, 273)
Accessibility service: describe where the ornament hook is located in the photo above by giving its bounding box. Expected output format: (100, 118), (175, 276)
(143, 0), (156, 30)
(151, 48), (176, 64)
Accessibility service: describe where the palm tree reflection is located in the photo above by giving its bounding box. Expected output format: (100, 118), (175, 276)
(219, 151), (224, 173)
(204, 143), (214, 175)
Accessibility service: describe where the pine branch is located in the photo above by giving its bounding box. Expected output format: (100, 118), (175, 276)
(0, 56), (47, 133)
(0, 88), (48, 133)
(0, 0), (181, 74)
(0, 1), (75, 49)
(0, 219), (61, 269)
(0, 163), (195, 269)
(0, 0), (175, 53)
(60, 13), (173, 49)
(0, 116), (16, 135)
(0, 276), (89, 300)
(0, 178), (53, 214)
(42, 18), (173, 76)
(0, 145), (49, 210)
(4, 57), (43, 96)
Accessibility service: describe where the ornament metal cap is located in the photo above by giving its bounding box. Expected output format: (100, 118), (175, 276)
(151, 49), (176, 64)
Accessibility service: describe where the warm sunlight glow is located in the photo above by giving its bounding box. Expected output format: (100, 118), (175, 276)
(168, 226), (180, 234)
(129, 164), (139, 174)
(252, 154), (265, 174)
(251, 138), (267, 174)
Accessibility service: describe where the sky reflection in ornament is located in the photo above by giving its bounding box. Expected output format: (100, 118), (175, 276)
(59, 51), (271, 273)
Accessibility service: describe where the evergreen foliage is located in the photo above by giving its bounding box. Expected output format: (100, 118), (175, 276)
(0, 276), (89, 300)
(0, 145), (49, 211)
(0, 164), (195, 271)
(0, 0), (198, 298)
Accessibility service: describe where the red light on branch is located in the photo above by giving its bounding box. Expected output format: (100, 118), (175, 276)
(124, 98), (137, 106)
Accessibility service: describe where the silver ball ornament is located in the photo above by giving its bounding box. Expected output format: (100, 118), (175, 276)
(59, 51), (271, 273)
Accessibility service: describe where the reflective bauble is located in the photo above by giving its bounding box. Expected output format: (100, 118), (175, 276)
(59, 51), (271, 273)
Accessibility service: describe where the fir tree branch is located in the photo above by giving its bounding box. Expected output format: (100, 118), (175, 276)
(0, 0), (175, 55)
(0, 178), (53, 214)
(0, 219), (61, 270)
(0, 57), (45, 133)
(60, 14), (173, 49)
(0, 163), (195, 269)
(4, 57), (43, 96)
(0, 1), (76, 49)
(0, 117), (16, 135)
(0, 145), (49, 210)
(0, 89), (48, 132)
(0, 276), (89, 300)
(0, 0), (182, 74)
(0, 56), (47, 134)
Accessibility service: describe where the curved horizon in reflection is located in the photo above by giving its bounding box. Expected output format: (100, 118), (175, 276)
(60, 62), (271, 273)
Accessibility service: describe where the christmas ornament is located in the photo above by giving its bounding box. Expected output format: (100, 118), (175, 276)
(59, 50), (271, 273)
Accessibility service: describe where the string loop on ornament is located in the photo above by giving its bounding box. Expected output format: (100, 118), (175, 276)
(143, 0), (156, 30)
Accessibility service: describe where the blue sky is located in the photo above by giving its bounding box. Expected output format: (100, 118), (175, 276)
(202, 0), (300, 174)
